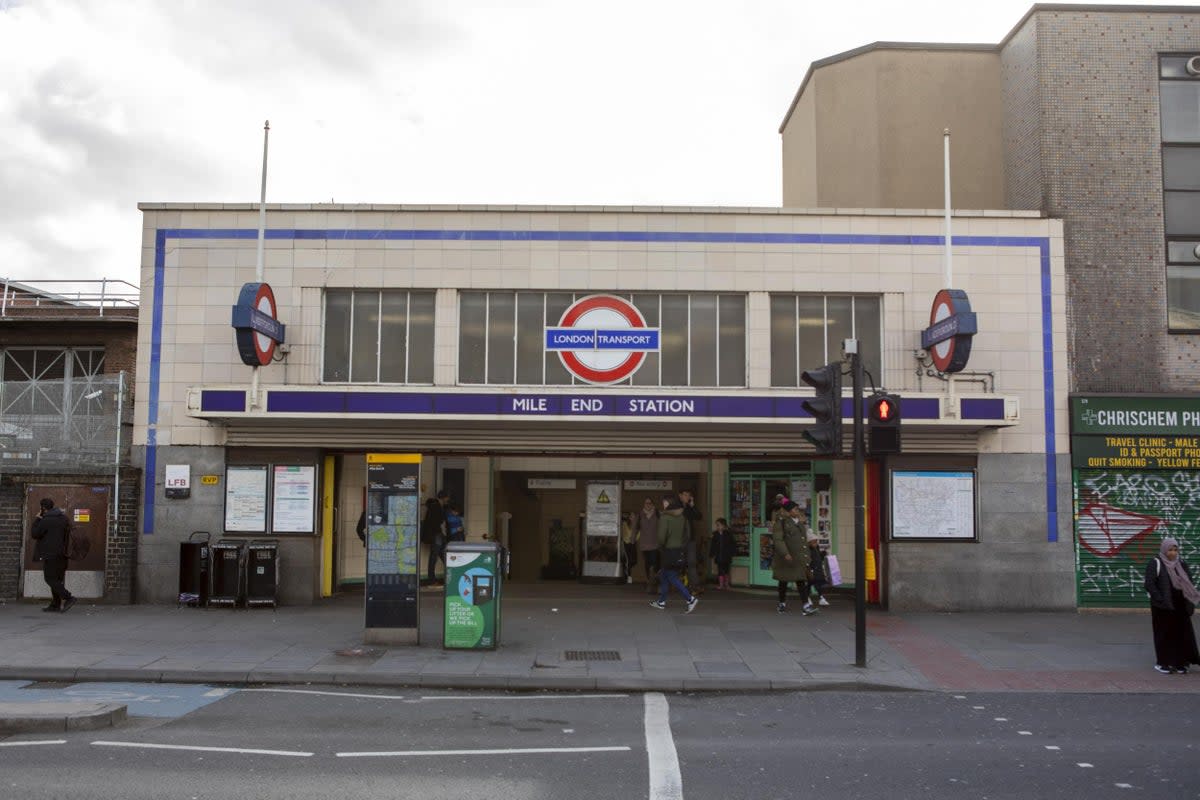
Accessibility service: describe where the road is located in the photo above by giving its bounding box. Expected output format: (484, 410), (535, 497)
(1, 683), (1197, 799)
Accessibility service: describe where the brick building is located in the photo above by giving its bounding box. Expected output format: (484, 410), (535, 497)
(0, 279), (141, 603)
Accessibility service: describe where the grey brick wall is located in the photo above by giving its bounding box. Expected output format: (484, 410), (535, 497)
(1001, 8), (1200, 393)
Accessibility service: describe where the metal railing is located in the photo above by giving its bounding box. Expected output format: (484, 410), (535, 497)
(1, 278), (139, 317)
(0, 374), (131, 473)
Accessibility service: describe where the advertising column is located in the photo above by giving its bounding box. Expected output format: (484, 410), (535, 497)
(364, 454), (422, 645)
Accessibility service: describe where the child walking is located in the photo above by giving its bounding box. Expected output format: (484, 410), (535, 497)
(710, 518), (737, 589)
(806, 532), (830, 607)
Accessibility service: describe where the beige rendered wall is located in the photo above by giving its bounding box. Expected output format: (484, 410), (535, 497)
(782, 49), (1006, 210)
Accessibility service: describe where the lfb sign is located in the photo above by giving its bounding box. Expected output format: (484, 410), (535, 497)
(545, 295), (660, 384)
(231, 282), (285, 367)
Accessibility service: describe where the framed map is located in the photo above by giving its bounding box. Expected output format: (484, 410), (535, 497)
(890, 470), (977, 541)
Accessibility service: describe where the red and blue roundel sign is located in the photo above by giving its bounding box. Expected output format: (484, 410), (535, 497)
(545, 295), (660, 384)
(920, 288), (977, 373)
(231, 282), (286, 367)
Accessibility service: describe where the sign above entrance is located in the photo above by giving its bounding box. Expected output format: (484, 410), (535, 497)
(624, 479), (672, 491)
(528, 478), (576, 489)
(545, 295), (659, 385)
(231, 282), (286, 367)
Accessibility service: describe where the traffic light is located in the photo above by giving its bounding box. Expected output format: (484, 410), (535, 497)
(867, 392), (902, 455)
(801, 363), (843, 456)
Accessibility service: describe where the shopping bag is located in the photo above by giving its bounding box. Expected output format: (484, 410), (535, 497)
(826, 554), (842, 586)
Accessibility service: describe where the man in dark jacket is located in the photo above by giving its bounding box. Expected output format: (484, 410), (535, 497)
(678, 488), (704, 593)
(31, 497), (76, 613)
(421, 490), (450, 582)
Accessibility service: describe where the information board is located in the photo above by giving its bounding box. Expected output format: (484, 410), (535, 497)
(224, 465), (267, 532)
(891, 470), (976, 540)
(271, 465), (316, 533)
(364, 454), (422, 644)
(583, 481), (621, 578)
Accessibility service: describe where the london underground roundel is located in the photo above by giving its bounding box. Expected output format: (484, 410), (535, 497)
(920, 288), (977, 374)
(544, 295), (661, 385)
(231, 282), (286, 367)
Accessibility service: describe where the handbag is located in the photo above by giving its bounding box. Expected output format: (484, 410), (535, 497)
(826, 554), (842, 586)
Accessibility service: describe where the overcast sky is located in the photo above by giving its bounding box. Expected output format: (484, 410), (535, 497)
(0, 0), (1172, 290)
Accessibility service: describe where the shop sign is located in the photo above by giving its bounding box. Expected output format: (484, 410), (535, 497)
(231, 282), (286, 367)
(1071, 396), (1200, 436)
(545, 294), (659, 384)
(1071, 435), (1200, 469)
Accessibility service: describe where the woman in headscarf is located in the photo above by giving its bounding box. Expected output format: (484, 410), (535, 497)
(1144, 537), (1200, 674)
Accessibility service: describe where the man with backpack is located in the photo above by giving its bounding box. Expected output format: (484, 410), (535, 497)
(31, 497), (76, 613)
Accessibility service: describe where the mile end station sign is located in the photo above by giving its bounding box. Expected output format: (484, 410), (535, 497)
(1071, 396), (1200, 470)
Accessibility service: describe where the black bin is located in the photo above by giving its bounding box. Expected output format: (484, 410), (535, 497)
(245, 539), (279, 608)
(209, 539), (246, 607)
(178, 531), (211, 606)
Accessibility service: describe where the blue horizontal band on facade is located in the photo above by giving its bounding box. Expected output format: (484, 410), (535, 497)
(223, 390), (954, 421)
(961, 398), (1005, 419)
(162, 228), (1047, 249)
(200, 390), (248, 413)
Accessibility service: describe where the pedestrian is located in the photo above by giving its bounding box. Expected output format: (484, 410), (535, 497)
(635, 497), (660, 594)
(1144, 537), (1200, 674)
(710, 517), (736, 590)
(807, 532), (831, 607)
(445, 504), (465, 543)
(773, 501), (814, 615)
(421, 489), (450, 582)
(650, 495), (699, 614)
(678, 488), (705, 593)
(30, 497), (76, 613)
(621, 511), (639, 584)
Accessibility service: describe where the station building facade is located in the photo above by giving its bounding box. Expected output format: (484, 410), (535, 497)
(133, 204), (1067, 609)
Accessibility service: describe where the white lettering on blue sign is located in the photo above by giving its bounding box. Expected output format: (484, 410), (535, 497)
(627, 398), (695, 414)
(570, 398), (604, 412)
(512, 397), (549, 412)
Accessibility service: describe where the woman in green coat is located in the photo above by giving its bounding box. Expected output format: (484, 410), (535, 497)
(772, 501), (814, 615)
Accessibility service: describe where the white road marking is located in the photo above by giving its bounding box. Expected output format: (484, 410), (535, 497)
(92, 741), (312, 757)
(1078, 763), (1094, 768)
(953, 695), (966, 699)
(336, 746), (630, 758)
(563, 728), (575, 733)
(644, 692), (684, 800)
(1018, 731), (1033, 736)
(419, 694), (629, 701)
(242, 688), (409, 700)
(0, 740), (66, 747)
(1045, 746), (1061, 751)
(994, 717), (1008, 722)
(203, 688), (233, 698)
(1115, 783), (1132, 789)
(971, 705), (985, 710)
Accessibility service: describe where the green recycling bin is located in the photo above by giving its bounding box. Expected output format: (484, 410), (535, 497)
(444, 541), (504, 649)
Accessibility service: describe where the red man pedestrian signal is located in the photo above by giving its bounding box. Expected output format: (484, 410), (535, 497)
(867, 393), (902, 455)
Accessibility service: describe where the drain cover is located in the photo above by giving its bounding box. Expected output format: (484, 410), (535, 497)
(564, 650), (621, 662)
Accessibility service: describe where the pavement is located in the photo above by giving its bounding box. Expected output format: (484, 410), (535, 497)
(0, 581), (1195, 732)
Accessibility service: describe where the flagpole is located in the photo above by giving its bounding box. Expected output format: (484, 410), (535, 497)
(943, 128), (952, 287)
(251, 120), (269, 409)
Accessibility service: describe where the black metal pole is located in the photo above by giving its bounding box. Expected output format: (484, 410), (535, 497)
(852, 350), (866, 668)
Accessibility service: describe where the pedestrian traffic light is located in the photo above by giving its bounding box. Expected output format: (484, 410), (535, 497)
(867, 392), (902, 455)
(801, 363), (843, 456)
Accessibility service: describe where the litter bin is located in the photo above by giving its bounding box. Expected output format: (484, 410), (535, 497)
(178, 531), (210, 607)
(444, 541), (504, 650)
(245, 539), (279, 608)
(209, 539), (246, 607)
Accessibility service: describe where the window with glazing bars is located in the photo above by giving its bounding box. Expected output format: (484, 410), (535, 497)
(1161, 54), (1200, 331)
(769, 295), (881, 387)
(322, 290), (435, 383)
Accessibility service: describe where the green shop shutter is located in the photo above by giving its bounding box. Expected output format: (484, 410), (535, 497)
(1074, 469), (1200, 608)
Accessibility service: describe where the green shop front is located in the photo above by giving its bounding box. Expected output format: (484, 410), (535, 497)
(727, 462), (836, 587)
(1071, 395), (1200, 608)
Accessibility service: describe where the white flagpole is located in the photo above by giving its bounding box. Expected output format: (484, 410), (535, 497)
(251, 120), (270, 409)
(943, 128), (952, 287)
(256, 120), (270, 283)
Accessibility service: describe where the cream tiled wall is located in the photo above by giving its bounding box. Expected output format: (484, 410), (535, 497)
(136, 205), (1067, 456)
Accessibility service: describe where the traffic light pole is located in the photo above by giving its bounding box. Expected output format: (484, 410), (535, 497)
(851, 348), (866, 668)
